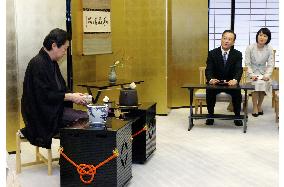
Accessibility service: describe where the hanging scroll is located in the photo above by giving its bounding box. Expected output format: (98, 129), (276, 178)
(82, 0), (112, 55)
(83, 9), (111, 32)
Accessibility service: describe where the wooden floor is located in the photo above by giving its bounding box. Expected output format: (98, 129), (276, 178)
(7, 96), (279, 187)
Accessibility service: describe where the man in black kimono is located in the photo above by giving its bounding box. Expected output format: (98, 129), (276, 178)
(21, 28), (88, 148)
(205, 30), (243, 126)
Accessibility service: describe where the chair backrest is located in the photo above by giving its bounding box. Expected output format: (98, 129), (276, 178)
(240, 67), (247, 84)
(271, 67), (279, 82)
(271, 50), (278, 82)
(273, 49), (276, 59)
(199, 66), (248, 84)
(199, 67), (206, 84)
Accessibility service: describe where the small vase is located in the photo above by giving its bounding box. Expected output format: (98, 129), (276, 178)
(108, 66), (117, 83)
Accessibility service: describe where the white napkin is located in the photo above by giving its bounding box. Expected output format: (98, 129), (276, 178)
(252, 79), (267, 91)
(103, 96), (110, 102)
(129, 82), (136, 89)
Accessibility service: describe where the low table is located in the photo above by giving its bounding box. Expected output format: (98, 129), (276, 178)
(182, 84), (255, 133)
(77, 80), (144, 104)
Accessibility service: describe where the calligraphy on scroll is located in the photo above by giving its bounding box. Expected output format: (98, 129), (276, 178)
(83, 9), (111, 33)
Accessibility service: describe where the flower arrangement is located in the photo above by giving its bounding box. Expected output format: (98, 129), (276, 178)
(108, 49), (134, 83)
(110, 60), (121, 68)
(110, 49), (133, 69)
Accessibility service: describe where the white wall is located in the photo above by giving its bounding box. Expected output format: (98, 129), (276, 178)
(15, 0), (67, 97)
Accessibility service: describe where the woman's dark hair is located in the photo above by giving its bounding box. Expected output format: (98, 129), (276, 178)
(43, 28), (70, 50)
(222, 30), (236, 41)
(256, 28), (271, 44)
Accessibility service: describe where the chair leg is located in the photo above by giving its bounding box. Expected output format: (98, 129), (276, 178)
(194, 100), (198, 114)
(199, 101), (202, 114)
(275, 98), (279, 123)
(47, 149), (52, 175)
(36, 146), (40, 162)
(272, 90), (275, 108)
(16, 132), (21, 174)
(227, 102), (234, 112)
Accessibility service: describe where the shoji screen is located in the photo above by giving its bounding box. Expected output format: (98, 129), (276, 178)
(209, 0), (232, 49)
(209, 0), (279, 66)
(234, 0), (279, 66)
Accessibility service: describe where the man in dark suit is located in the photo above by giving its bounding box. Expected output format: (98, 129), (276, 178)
(205, 30), (243, 126)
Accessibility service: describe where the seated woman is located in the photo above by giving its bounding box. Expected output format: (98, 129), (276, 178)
(245, 28), (275, 117)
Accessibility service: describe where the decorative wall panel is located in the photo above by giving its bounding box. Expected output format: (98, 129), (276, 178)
(169, 0), (208, 107)
(6, 0), (19, 152)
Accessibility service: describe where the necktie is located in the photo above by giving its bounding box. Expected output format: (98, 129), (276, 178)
(223, 52), (227, 66)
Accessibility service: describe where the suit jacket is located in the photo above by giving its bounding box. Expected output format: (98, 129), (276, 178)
(205, 46), (243, 83)
(21, 48), (69, 148)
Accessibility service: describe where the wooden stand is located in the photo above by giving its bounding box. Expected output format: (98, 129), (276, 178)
(111, 102), (157, 163)
(60, 118), (132, 187)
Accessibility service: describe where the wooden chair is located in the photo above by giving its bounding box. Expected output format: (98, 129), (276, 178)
(16, 130), (59, 175)
(194, 67), (248, 114)
(275, 91), (279, 123)
(271, 67), (279, 108)
(270, 49), (278, 108)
